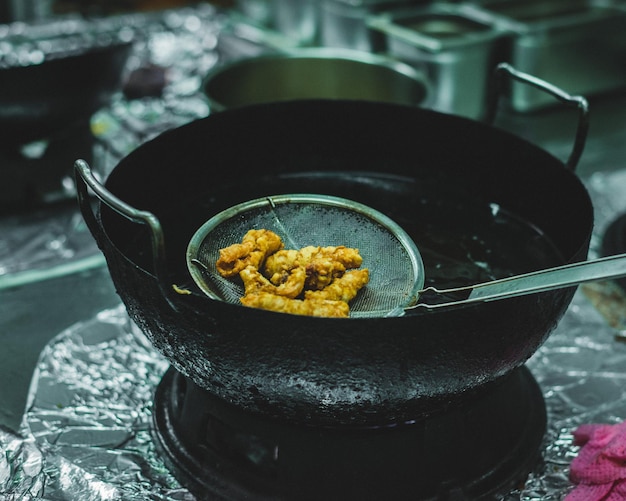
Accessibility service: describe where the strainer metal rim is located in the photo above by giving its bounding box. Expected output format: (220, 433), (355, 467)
(186, 194), (425, 315)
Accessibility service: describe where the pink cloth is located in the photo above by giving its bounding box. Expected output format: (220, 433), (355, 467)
(565, 420), (626, 500)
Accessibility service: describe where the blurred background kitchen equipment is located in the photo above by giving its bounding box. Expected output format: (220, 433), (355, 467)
(0, 19), (133, 145)
(232, 0), (626, 117)
(0, 0), (52, 22)
(319, 0), (418, 52)
(465, 0), (626, 111)
(368, 3), (508, 118)
(0, 15), (134, 206)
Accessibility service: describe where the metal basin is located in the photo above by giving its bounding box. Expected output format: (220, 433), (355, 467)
(202, 48), (431, 111)
(368, 3), (506, 119)
(471, 0), (626, 111)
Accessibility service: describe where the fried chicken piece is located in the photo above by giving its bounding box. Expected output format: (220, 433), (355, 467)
(299, 245), (363, 269)
(263, 249), (300, 284)
(304, 257), (346, 290)
(216, 229), (284, 278)
(330, 246), (363, 268)
(240, 292), (349, 318)
(240, 265), (306, 299)
(304, 268), (370, 303)
(264, 245), (362, 290)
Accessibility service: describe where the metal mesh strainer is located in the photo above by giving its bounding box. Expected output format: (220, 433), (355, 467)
(186, 194), (424, 317)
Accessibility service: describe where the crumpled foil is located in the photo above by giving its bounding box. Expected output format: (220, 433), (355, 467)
(0, 429), (43, 500)
(3, 306), (184, 500)
(0, 203), (104, 284)
(0, 14), (134, 69)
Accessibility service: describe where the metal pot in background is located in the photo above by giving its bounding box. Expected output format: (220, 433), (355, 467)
(202, 47), (432, 111)
(0, 15), (134, 206)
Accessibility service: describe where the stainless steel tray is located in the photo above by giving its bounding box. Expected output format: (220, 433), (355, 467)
(368, 3), (508, 119)
(469, 0), (626, 111)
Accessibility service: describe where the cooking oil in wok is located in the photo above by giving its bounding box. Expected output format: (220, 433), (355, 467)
(404, 201), (566, 290)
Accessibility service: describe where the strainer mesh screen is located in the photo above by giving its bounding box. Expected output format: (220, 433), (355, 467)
(188, 196), (422, 317)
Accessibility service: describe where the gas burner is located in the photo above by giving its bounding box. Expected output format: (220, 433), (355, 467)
(0, 120), (95, 210)
(152, 367), (546, 500)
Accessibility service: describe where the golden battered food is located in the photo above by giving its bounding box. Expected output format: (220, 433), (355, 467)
(263, 249), (300, 284)
(264, 245), (362, 290)
(304, 269), (370, 303)
(320, 245), (364, 269)
(303, 256), (346, 291)
(240, 265), (306, 299)
(240, 292), (350, 318)
(215, 230), (368, 317)
(216, 229), (283, 277)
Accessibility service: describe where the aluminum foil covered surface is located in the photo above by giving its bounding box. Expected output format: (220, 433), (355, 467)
(0, 429), (43, 500)
(3, 306), (183, 500)
(0, 203), (104, 286)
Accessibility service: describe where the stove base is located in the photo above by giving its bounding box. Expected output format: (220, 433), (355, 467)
(152, 366), (546, 500)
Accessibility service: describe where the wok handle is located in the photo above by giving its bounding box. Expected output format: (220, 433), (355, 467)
(411, 253), (626, 310)
(74, 159), (179, 309)
(485, 62), (589, 171)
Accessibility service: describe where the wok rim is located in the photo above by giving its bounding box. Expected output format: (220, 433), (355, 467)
(98, 99), (595, 326)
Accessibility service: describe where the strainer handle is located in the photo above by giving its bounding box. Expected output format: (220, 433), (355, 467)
(74, 159), (177, 309)
(410, 252), (626, 310)
(485, 62), (589, 172)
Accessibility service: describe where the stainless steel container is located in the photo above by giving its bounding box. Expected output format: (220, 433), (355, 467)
(319, 0), (421, 52)
(0, 0), (51, 22)
(233, 0), (319, 46)
(271, 0), (320, 45)
(368, 3), (507, 119)
(468, 0), (626, 112)
(235, 0), (272, 26)
(202, 48), (432, 111)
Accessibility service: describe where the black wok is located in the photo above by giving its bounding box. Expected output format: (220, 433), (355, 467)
(76, 73), (593, 427)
